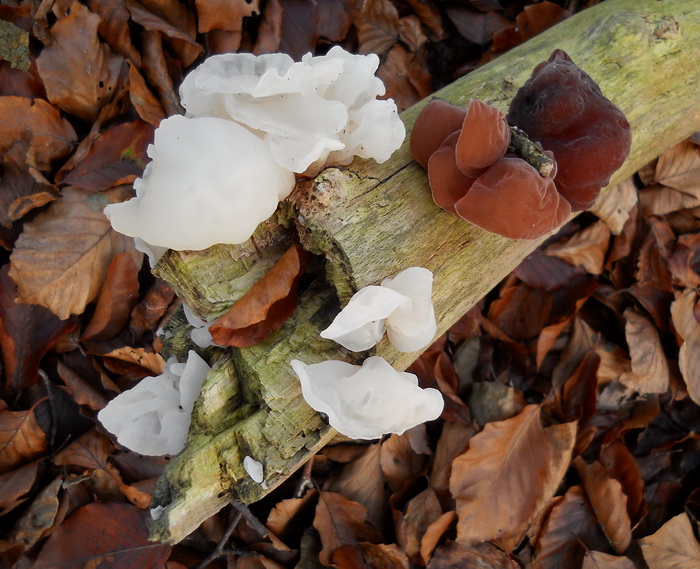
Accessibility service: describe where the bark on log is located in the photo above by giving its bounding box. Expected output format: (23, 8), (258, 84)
(149, 0), (700, 543)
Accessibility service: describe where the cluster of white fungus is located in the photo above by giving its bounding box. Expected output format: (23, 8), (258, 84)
(292, 267), (443, 440)
(104, 47), (405, 257)
(97, 351), (210, 456)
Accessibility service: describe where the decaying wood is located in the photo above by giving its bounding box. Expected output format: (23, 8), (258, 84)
(149, 0), (700, 543)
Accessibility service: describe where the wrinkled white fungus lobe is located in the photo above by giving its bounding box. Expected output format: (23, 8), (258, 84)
(97, 350), (210, 456)
(321, 267), (437, 352)
(183, 303), (217, 349)
(179, 46), (405, 175)
(243, 456), (264, 483)
(104, 115), (294, 252)
(291, 356), (444, 440)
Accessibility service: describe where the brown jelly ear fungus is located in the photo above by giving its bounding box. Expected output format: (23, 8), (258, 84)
(507, 49), (632, 211)
(411, 97), (569, 240)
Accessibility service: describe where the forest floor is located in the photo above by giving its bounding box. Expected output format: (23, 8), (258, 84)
(1, 0), (700, 568)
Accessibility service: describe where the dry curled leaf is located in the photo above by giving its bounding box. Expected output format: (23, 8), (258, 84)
(195, 0), (260, 33)
(546, 220), (611, 276)
(36, 1), (124, 122)
(10, 186), (143, 320)
(356, 0), (400, 54)
(0, 405), (47, 473)
(209, 244), (309, 348)
(619, 307), (670, 394)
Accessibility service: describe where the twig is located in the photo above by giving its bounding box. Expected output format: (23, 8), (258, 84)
(195, 509), (243, 569)
(508, 126), (556, 177)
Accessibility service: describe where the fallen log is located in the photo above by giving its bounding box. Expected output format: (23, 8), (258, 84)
(149, 0), (700, 543)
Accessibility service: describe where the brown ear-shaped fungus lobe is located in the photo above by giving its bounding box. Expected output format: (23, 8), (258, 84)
(427, 132), (478, 212)
(507, 49), (631, 211)
(410, 99), (467, 169)
(454, 157), (571, 240)
(455, 99), (510, 178)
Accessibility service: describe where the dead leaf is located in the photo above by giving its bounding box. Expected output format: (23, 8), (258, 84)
(101, 346), (165, 377)
(0, 96), (77, 170)
(5, 475), (62, 549)
(533, 486), (606, 569)
(574, 457), (631, 553)
(10, 186), (143, 320)
(445, 5), (511, 46)
(209, 244), (309, 348)
(401, 488), (442, 563)
(655, 140), (700, 192)
(313, 491), (383, 566)
(195, 0), (260, 33)
(356, 0), (400, 54)
(427, 540), (518, 568)
(0, 154), (57, 227)
(0, 405), (47, 474)
(0, 265), (76, 391)
(404, 0), (445, 40)
(53, 430), (152, 509)
(380, 432), (427, 493)
(81, 251), (141, 342)
(86, 0), (141, 65)
(265, 490), (318, 542)
(671, 288), (698, 341)
(398, 15), (428, 53)
(590, 178), (638, 235)
(36, 2), (124, 122)
(491, 2), (569, 52)
(129, 277), (176, 338)
(600, 441), (646, 528)
(488, 283), (552, 341)
(326, 443), (386, 529)
(56, 361), (109, 411)
(679, 326), (700, 406)
(582, 550), (636, 569)
(619, 307), (670, 394)
(377, 44), (432, 112)
(515, 249), (586, 291)
(33, 502), (171, 568)
(333, 542), (408, 569)
(61, 120), (153, 191)
(429, 421), (473, 495)
(140, 30), (182, 117)
(420, 510), (456, 564)
(252, 0), (283, 54)
(640, 513), (700, 569)
(450, 405), (550, 545)
(546, 220), (611, 276)
(128, 63), (166, 127)
(0, 460), (41, 515)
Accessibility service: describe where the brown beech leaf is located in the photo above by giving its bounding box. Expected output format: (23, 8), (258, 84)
(427, 540), (518, 569)
(266, 490), (318, 541)
(574, 457), (631, 554)
(128, 64), (166, 127)
(33, 502), (171, 568)
(53, 429), (152, 508)
(101, 346), (165, 377)
(429, 421), (473, 495)
(488, 283), (552, 341)
(0, 96), (77, 170)
(195, 0), (260, 33)
(533, 486), (606, 569)
(356, 0), (400, 54)
(252, 0), (282, 54)
(0, 265), (76, 391)
(582, 550), (635, 569)
(491, 2), (569, 52)
(333, 542), (408, 569)
(445, 5), (510, 46)
(140, 30), (182, 117)
(377, 44), (432, 112)
(210, 244), (309, 348)
(515, 249), (586, 291)
(654, 140), (700, 193)
(546, 220), (611, 276)
(450, 405), (550, 545)
(680, 326), (700, 405)
(81, 251), (141, 342)
(0, 405), (47, 473)
(10, 186), (142, 320)
(619, 307), (670, 394)
(0, 154), (57, 227)
(313, 491), (383, 566)
(404, 0), (445, 39)
(401, 488), (443, 563)
(640, 513), (700, 568)
(600, 441), (646, 528)
(129, 277), (176, 338)
(86, 0), (141, 65)
(326, 443), (386, 529)
(0, 460), (41, 515)
(36, 2), (124, 122)
(671, 288), (698, 341)
(420, 511), (456, 564)
(56, 360), (109, 411)
(590, 178), (638, 235)
(5, 475), (62, 550)
(62, 120), (153, 191)
(380, 431), (427, 493)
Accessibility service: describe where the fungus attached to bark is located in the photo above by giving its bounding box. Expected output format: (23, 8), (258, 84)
(320, 266), (437, 353)
(410, 99), (466, 169)
(290, 356), (444, 440)
(454, 157), (571, 240)
(507, 49), (632, 211)
(454, 99), (511, 178)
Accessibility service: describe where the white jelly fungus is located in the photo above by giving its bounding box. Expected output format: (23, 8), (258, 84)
(97, 350), (210, 456)
(321, 267), (437, 352)
(104, 115), (295, 252)
(291, 356), (444, 440)
(179, 46), (405, 175)
(243, 456), (264, 483)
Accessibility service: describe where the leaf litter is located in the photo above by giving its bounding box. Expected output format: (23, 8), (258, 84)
(2, 1), (700, 568)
